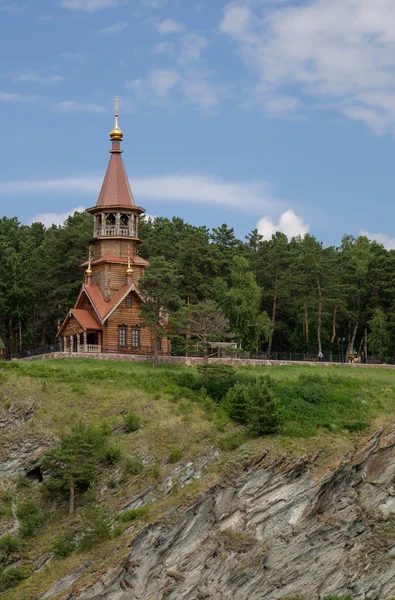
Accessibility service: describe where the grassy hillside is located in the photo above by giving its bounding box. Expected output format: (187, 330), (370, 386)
(1, 359), (395, 599)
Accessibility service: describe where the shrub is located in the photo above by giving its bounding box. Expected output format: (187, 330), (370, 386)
(119, 506), (149, 523)
(108, 476), (117, 489)
(102, 444), (122, 465)
(78, 488), (112, 551)
(123, 456), (144, 476)
(222, 383), (252, 425)
(248, 377), (282, 436)
(0, 566), (27, 592)
(123, 412), (140, 433)
(17, 501), (45, 538)
(151, 460), (160, 479)
(296, 374), (328, 404)
(218, 432), (245, 451)
(198, 364), (237, 402)
(168, 446), (182, 463)
(54, 529), (76, 558)
(78, 512), (112, 551)
(322, 596), (353, 600)
(222, 376), (281, 435)
(0, 535), (20, 556)
(42, 425), (109, 513)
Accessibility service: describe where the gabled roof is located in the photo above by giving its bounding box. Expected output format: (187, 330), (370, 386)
(74, 282), (145, 325)
(57, 308), (102, 336)
(96, 152), (135, 209)
(71, 309), (102, 331)
(80, 252), (149, 268)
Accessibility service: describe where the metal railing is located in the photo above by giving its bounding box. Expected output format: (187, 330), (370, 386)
(94, 227), (137, 238)
(2, 343), (62, 361)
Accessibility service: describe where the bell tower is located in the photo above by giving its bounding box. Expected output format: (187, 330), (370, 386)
(85, 98), (147, 299)
(86, 97), (145, 261)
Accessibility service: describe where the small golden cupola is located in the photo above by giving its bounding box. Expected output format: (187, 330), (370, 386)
(85, 245), (93, 284)
(109, 96), (123, 142)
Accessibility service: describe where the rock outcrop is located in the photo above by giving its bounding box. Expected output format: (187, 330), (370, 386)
(56, 427), (395, 600)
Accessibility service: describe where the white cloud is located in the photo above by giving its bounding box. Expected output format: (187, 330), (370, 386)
(59, 0), (125, 12)
(157, 18), (184, 34)
(257, 210), (310, 240)
(179, 32), (208, 63)
(99, 21), (127, 34)
(152, 41), (175, 56)
(14, 72), (65, 85)
(0, 174), (281, 214)
(148, 68), (180, 97)
(55, 100), (107, 113)
(219, 0), (395, 133)
(0, 92), (36, 102)
(30, 206), (86, 227)
(360, 230), (395, 250)
(126, 66), (227, 111)
(0, 3), (26, 14)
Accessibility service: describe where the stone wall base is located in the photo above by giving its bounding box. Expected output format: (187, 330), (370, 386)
(17, 352), (395, 369)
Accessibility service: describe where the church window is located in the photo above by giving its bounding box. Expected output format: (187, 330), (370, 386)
(106, 213), (116, 226)
(118, 325), (127, 348)
(132, 326), (140, 349)
(120, 214), (129, 227)
(126, 295), (132, 308)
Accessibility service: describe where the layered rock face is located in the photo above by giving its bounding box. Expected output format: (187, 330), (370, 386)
(59, 427), (395, 600)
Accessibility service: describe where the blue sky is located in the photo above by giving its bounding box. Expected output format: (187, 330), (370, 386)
(2, 0), (395, 247)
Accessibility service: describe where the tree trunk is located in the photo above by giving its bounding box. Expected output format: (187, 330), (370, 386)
(152, 328), (158, 368)
(316, 275), (323, 355)
(69, 479), (75, 515)
(348, 321), (359, 357)
(268, 270), (279, 355)
(331, 306), (338, 344)
(304, 298), (309, 343)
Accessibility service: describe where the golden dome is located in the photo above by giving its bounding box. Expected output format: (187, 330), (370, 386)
(110, 96), (123, 141)
(86, 245), (93, 276)
(126, 245), (133, 275)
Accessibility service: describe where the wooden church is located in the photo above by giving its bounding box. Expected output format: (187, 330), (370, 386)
(58, 102), (170, 356)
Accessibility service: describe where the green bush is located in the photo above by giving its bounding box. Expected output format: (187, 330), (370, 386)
(0, 535), (20, 556)
(0, 566), (27, 592)
(119, 506), (149, 522)
(222, 376), (281, 435)
(249, 377), (282, 435)
(296, 374), (328, 404)
(53, 529), (76, 558)
(198, 364), (237, 402)
(78, 512), (112, 551)
(223, 382), (251, 425)
(218, 432), (245, 451)
(123, 456), (144, 476)
(16, 501), (45, 538)
(322, 596), (354, 600)
(123, 412), (140, 433)
(168, 446), (182, 463)
(102, 444), (122, 465)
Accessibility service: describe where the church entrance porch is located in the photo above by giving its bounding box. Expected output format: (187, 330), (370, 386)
(63, 331), (102, 354)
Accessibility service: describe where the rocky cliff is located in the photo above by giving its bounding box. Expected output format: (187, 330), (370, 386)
(40, 426), (395, 600)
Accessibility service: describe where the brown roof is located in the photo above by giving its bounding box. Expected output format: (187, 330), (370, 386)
(80, 283), (143, 323)
(96, 152), (135, 209)
(80, 252), (149, 268)
(71, 309), (102, 331)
